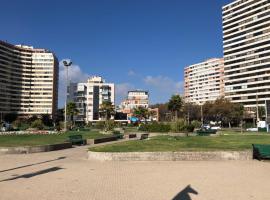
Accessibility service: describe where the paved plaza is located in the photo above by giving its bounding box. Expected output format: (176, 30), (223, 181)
(0, 146), (270, 200)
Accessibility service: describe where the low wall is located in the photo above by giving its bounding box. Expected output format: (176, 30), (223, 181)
(88, 151), (253, 161)
(0, 142), (72, 154)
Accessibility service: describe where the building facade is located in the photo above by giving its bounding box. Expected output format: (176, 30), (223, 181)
(119, 90), (158, 120)
(223, 0), (270, 108)
(120, 90), (149, 113)
(68, 76), (115, 122)
(184, 58), (225, 105)
(0, 40), (59, 117)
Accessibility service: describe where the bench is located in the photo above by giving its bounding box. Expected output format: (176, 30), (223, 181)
(129, 134), (137, 139)
(196, 129), (217, 136)
(68, 135), (86, 145)
(252, 144), (270, 160)
(140, 133), (149, 140)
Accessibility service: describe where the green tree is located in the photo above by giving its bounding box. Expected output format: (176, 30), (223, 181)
(99, 101), (115, 131)
(67, 102), (79, 128)
(168, 95), (183, 121)
(31, 119), (44, 130)
(133, 106), (149, 122)
(99, 101), (115, 120)
(3, 113), (18, 123)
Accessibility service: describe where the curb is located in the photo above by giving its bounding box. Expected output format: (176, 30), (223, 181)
(0, 142), (72, 154)
(88, 150), (253, 161)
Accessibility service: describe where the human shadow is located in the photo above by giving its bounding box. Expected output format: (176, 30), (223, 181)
(172, 185), (198, 200)
(0, 157), (66, 173)
(0, 166), (64, 182)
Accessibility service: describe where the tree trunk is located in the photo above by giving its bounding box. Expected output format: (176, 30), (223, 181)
(175, 111), (178, 121)
(229, 121), (231, 129)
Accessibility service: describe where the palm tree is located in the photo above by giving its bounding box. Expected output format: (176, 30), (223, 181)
(133, 106), (149, 123)
(99, 101), (115, 131)
(99, 101), (115, 120)
(67, 102), (79, 129)
(168, 94), (183, 121)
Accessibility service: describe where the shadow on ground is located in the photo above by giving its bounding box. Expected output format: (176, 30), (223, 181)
(0, 157), (66, 173)
(172, 185), (198, 200)
(0, 166), (64, 182)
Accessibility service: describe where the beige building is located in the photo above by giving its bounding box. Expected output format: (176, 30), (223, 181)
(223, 0), (270, 108)
(68, 76), (115, 122)
(0, 40), (59, 117)
(184, 58), (225, 105)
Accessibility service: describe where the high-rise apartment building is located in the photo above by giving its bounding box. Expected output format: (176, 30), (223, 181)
(0, 40), (59, 117)
(223, 0), (270, 108)
(68, 76), (115, 123)
(184, 58), (225, 105)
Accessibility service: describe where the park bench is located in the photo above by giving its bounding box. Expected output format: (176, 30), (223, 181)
(68, 135), (86, 145)
(129, 134), (137, 139)
(140, 133), (149, 140)
(196, 129), (217, 136)
(252, 144), (270, 160)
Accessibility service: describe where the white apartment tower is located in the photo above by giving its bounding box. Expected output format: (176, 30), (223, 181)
(223, 0), (270, 108)
(184, 58), (225, 105)
(68, 76), (115, 123)
(0, 40), (59, 117)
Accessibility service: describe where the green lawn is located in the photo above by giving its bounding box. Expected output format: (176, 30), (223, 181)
(90, 134), (270, 152)
(0, 131), (105, 147)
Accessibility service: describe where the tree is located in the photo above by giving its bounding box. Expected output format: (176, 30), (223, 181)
(168, 95), (183, 121)
(99, 101), (115, 120)
(4, 113), (18, 123)
(41, 114), (53, 127)
(99, 101), (115, 131)
(133, 106), (149, 122)
(150, 103), (169, 122)
(258, 106), (265, 121)
(67, 102), (79, 128)
(181, 103), (201, 123)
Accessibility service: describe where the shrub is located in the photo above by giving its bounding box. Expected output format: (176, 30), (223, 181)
(104, 120), (116, 131)
(12, 119), (30, 131)
(31, 119), (45, 130)
(138, 122), (170, 133)
(170, 119), (195, 133)
(191, 120), (201, 129)
(170, 119), (186, 132)
(113, 130), (121, 135)
(95, 121), (105, 129)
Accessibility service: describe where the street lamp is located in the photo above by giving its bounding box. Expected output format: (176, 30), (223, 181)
(63, 59), (72, 132)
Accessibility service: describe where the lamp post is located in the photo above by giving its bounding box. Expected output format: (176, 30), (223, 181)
(63, 59), (72, 132)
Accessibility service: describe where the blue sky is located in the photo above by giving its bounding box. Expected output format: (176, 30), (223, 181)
(0, 0), (232, 106)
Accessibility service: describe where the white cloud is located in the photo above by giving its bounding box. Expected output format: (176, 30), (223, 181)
(144, 75), (183, 94)
(58, 59), (89, 108)
(115, 83), (135, 104)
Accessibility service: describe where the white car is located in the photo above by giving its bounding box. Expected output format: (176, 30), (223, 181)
(211, 126), (221, 130)
(246, 128), (258, 132)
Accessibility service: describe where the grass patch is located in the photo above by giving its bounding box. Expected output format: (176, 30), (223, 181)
(90, 134), (270, 152)
(0, 131), (105, 147)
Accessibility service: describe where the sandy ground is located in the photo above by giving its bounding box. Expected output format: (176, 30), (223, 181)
(0, 146), (270, 200)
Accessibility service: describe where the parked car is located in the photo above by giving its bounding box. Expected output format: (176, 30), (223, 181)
(246, 127), (258, 132)
(211, 126), (221, 130)
(202, 124), (210, 129)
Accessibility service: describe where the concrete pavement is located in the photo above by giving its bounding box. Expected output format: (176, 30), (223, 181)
(0, 145), (270, 200)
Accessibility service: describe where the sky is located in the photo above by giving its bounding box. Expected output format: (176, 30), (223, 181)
(0, 0), (232, 107)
